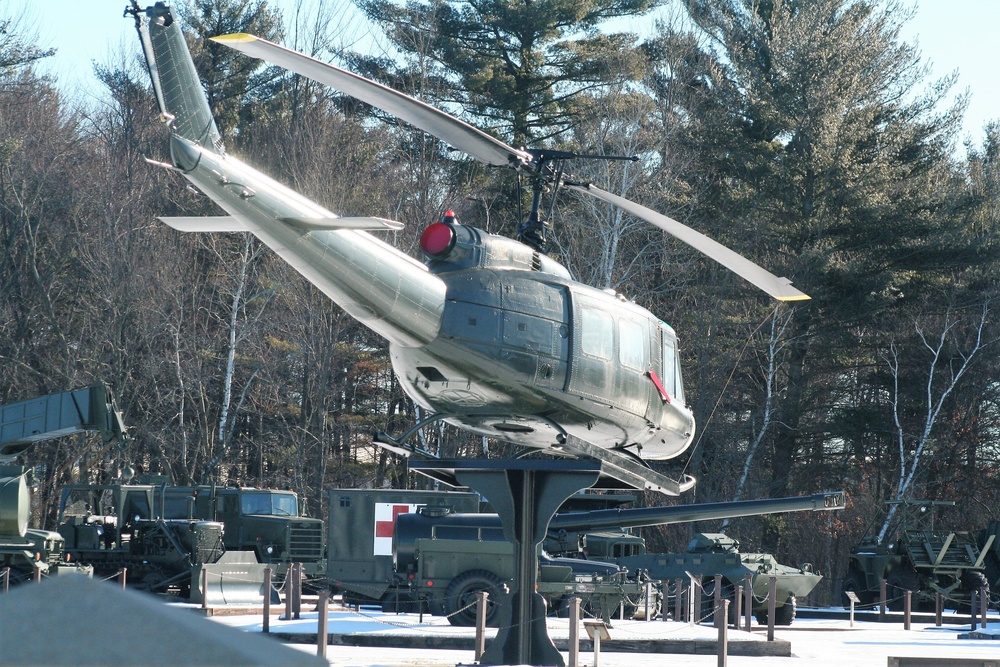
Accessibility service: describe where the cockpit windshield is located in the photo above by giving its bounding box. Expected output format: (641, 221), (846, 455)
(241, 491), (298, 516)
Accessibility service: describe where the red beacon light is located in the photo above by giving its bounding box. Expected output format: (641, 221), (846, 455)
(420, 210), (457, 257)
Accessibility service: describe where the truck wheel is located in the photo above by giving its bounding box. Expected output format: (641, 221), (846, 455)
(959, 570), (989, 612)
(886, 567), (919, 612)
(444, 569), (505, 627)
(754, 594), (796, 626)
(841, 569), (872, 608)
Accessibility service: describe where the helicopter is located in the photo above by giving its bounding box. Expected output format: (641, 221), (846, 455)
(128, 2), (809, 496)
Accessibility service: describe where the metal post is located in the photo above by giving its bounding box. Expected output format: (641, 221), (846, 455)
(713, 574), (723, 624)
(293, 562), (302, 620)
(744, 574), (753, 633)
(691, 574), (701, 625)
(662, 581), (671, 622)
(121, 567), (128, 591)
(568, 597), (581, 667)
(717, 599), (729, 667)
(970, 590), (978, 631)
(674, 578), (683, 623)
(592, 630), (602, 667)
(644, 580), (651, 622)
(284, 570), (293, 620)
(2, 567), (9, 593)
(734, 585), (743, 631)
(475, 590), (489, 662)
(903, 591), (911, 630)
(34, 567), (41, 584)
(317, 589), (329, 659)
(981, 586), (989, 629)
(200, 568), (207, 610)
(935, 592), (942, 627)
(262, 567), (271, 634)
(879, 579), (887, 622)
(766, 576), (776, 642)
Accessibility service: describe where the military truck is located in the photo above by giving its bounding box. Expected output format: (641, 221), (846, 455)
(56, 481), (227, 595)
(327, 488), (656, 626)
(0, 466), (93, 585)
(163, 485), (325, 582)
(841, 500), (994, 611)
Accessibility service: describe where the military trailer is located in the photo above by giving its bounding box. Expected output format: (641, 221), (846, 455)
(326, 488), (656, 626)
(0, 466), (93, 585)
(841, 500), (993, 611)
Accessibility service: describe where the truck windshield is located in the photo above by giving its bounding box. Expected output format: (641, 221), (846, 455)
(241, 492), (298, 516)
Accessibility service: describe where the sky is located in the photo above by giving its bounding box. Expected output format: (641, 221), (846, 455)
(8, 0), (999, 150)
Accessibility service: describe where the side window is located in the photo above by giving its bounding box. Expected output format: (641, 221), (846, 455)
(619, 319), (645, 370)
(580, 307), (613, 360)
(663, 338), (677, 399)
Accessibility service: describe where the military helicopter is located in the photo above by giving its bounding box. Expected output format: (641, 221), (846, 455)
(128, 2), (809, 496)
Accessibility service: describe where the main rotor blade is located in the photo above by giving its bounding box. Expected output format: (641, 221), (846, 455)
(567, 183), (810, 302)
(212, 34), (532, 169)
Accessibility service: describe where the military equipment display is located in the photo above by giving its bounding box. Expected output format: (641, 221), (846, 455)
(328, 488), (844, 625)
(0, 466), (93, 585)
(841, 500), (994, 611)
(327, 488), (655, 626)
(163, 486), (325, 582)
(126, 1), (810, 498)
(56, 481), (225, 596)
(980, 521), (1000, 604)
(0, 383), (128, 585)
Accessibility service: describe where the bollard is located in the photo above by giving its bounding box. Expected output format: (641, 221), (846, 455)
(200, 568), (208, 610)
(661, 581), (671, 622)
(744, 574), (753, 633)
(713, 574), (723, 624)
(981, 586), (989, 630)
(766, 576), (776, 642)
(879, 579), (887, 622)
(293, 563), (302, 620)
(717, 599), (729, 667)
(674, 578), (683, 623)
(935, 592), (942, 627)
(2, 567), (9, 593)
(644, 580), (652, 622)
(568, 596), (581, 667)
(970, 590), (978, 631)
(903, 591), (911, 630)
(691, 574), (702, 626)
(262, 567), (271, 634)
(734, 585), (742, 631)
(120, 567), (128, 591)
(284, 570), (293, 620)
(475, 590), (489, 662)
(34, 567), (42, 584)
(317, 589), (329, 659)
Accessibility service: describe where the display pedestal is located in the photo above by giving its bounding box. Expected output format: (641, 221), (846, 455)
(408, 458), (602, 667)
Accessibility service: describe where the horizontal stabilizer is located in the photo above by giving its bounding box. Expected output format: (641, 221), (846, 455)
(281, 216), (404, 231)
(159, 216), (247, 232)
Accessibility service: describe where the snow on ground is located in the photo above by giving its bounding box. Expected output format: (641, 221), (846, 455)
(208, 606), (1000, 667)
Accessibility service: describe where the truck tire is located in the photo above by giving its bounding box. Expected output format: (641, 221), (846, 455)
(959, 570), (989, 612)
(754, 594), (796, 626)
(841, 569), (872, 608)
(886, 566), (919, 611)
(444, 569), (506, 627)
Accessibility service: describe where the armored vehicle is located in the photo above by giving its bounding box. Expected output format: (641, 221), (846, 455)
(842, 500), (994, 611)
(613, 532), (819, 625)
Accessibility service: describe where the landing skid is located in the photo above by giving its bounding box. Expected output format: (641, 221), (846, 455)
(373, 427), (696, 497)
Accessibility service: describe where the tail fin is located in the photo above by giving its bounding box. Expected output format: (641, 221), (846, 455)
(129, 2), (222, 154)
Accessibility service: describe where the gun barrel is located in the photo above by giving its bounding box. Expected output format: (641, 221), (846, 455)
(548, 491), (846, 532)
